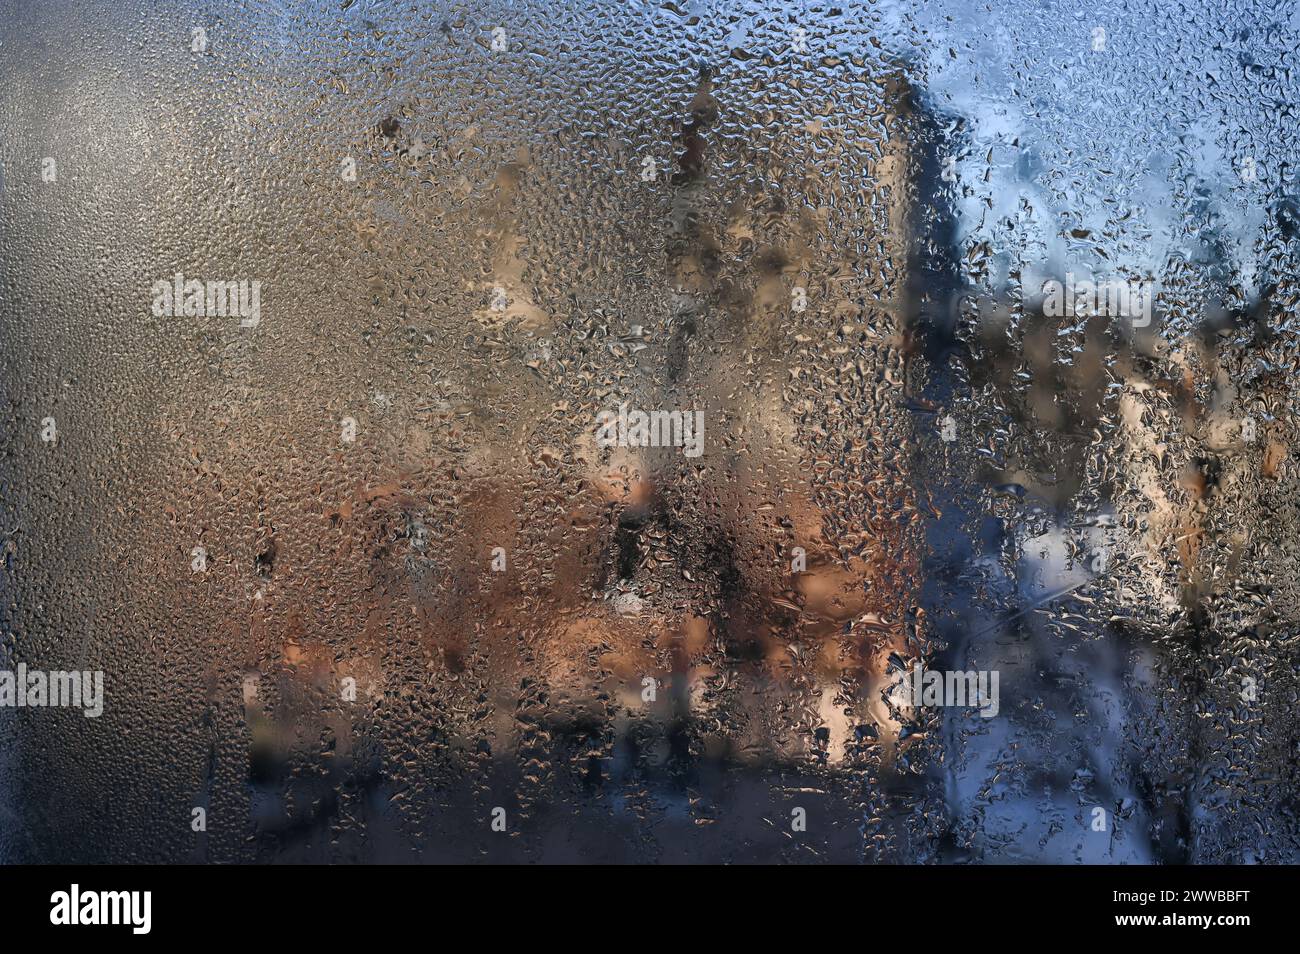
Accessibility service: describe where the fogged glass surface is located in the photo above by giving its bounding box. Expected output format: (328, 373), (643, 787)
(1, 0), (1297, 863)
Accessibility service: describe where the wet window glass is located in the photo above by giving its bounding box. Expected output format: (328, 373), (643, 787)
(1, 0), (1296, 864)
